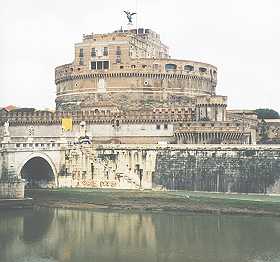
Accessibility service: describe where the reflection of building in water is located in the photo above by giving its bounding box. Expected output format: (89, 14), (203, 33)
(0, 209), (157, 262)
(1, 209), (280, 262)
(48, 209), (157, 259)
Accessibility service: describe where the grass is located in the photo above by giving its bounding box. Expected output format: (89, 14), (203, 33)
(26, 188), (280, 216)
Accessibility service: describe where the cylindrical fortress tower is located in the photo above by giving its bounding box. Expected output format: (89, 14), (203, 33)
(55, 28), (217, 111)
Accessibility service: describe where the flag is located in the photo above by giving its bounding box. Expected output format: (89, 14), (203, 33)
(62, 118), (73, 131)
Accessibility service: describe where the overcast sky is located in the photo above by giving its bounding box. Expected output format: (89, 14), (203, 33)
(1, 0), (280, 112)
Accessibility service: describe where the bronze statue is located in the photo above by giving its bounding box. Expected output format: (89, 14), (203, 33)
(124, 11), (136, 24)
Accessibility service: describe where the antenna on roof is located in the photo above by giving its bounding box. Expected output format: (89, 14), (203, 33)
(136, 0), (138, 29)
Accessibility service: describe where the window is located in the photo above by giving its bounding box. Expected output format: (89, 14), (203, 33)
(156, 124), (161, 130)
(79, 48), (84, 57)
(165, 63), (177, 71)
(199, 67), (207, 73)
(79, 58), (84, 66)
(131, 65), (136, 68)
(142, 65), (147, 68)
(103, 61), (109, 69)
(153, 64), (159, 70)
(91, 61), (110, 70)
(120, 65), (124, 69)
(116, 56), (121, 64)
(97, 61), (103, 70)
(184, 65), (194, 72)
(91, 62), (96, 70)
(164, 123), (168, 129)
(91, 48), (96, 57)
(116, 46), (121, 55)
(103, 47), (108, 56)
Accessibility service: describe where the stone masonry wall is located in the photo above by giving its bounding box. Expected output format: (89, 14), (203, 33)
(154, 147), (280, 193)
(0, 180), (25, 199)
(61, 145), (280, 193)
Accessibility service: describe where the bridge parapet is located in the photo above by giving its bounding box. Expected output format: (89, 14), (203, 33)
(0, 141), (68, 152)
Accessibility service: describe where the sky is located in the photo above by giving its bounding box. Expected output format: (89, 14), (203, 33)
(1, 0), (280, 112)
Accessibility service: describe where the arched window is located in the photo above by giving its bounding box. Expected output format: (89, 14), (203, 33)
(199, 67), (207, 73)
(184, 65), (194, 72)
(165, 63), (177, 71)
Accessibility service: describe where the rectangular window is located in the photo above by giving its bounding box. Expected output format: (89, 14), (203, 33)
(164, 124), (168, 129)
(91, 61), (109, 70)
(153, 64), (159, 70)
(156, 124), (161, 130)
(116, 56), (121, 64)
(79, 48), (84, 57)
(97, 61), (103, 70)
(91, 48), (96, 57)
(103, 61), (109, 69)
(103, 47), (108, 56)
(79, 58), (84, 66)
(116, 46), (121, 55)
(91, 61), (96, 70)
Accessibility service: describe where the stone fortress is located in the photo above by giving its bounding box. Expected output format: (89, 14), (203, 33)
(1, 22), (280, 194)
(1, 27), (259, 145)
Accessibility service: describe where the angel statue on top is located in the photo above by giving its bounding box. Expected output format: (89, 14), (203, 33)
(124, 11), (136, 25)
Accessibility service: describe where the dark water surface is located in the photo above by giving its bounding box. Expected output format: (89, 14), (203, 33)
(0, 208), (280, 262)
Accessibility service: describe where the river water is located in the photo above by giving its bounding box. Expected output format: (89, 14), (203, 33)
(0, 208), (280, 262)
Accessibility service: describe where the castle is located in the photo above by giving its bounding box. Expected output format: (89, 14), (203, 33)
(2, 26), (280, 193)
(0, 27), (259, 145)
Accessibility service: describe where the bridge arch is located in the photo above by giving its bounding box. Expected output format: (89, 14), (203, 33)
(17, 152), (58, 188)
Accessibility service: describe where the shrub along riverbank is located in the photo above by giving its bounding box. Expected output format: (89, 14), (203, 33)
(26, 188), (280, 217)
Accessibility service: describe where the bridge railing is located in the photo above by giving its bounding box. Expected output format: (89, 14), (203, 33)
(0, 141), (67, 151)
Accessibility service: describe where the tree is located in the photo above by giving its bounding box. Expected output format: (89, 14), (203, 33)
(255, 108), (280, 119)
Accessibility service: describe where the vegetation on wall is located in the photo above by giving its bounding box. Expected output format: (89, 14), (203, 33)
(255, 108), (280, 119)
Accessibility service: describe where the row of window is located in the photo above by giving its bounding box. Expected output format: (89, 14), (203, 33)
(165, 63), (217, 75)
(178, 123), (240, 127)
(78, 47), (121, 58)
(91, 61), (109, 70)
(156, 124), (168, 130)
(91, 47), (108, 57)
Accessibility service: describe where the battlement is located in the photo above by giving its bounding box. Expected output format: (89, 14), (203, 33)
(0, 108), (193, 126)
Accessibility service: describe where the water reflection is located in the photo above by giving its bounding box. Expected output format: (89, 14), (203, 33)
(0, 208), (280, 262)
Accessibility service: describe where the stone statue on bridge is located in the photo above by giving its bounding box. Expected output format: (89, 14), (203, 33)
(3, 121), (10, 137)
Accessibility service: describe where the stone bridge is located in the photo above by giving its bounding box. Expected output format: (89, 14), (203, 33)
(0, 140), (65, 188)
(2, 138), (280, 193)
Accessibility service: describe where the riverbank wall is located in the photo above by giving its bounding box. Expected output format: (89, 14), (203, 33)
(59, 144), (280, 194)
(1, 142), (280, 194)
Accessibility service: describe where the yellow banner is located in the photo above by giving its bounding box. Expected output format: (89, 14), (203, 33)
(62, 118), (73, 131)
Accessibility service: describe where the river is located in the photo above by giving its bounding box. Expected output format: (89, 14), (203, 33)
(0, 208), (280, 262)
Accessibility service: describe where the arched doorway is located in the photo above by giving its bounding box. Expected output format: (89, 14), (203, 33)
(20, 157), (56, 188)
